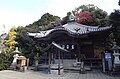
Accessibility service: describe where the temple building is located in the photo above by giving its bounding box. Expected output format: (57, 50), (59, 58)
(28, 18), (112, 69)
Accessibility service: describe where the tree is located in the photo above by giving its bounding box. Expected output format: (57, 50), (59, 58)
(15, 27), (35, 55)
(5, 26), (17, 53)
(26, 13), (61, 31)
(109, 10), (120, 45)
(92, 8), (109, 26)
(75, 11), (93, 25)
(0, 53), (11, 70)
(0, 27), (17, 70)
(61, 12), (72, 25)
(76, 4), (109, 26)
(61, 4), (109, 26)
(15, 26), (42, 65)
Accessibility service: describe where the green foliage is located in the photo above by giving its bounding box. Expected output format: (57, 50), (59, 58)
(26, 13), (61, 31)
(16, 27), (35, 55)
(15, 26), (42, 65)
(91, 8), (109, 26)
(76, 4), (109, 26)
(0, 53), (11, 70)
(62, 4), (110, 26)
(109, 10), (120, 44)
(61, 12), (72, 25)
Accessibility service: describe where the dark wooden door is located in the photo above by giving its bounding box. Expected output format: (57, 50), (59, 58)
(81, 45), (94, 58)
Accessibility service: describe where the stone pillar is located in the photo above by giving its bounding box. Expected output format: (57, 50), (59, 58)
(27, 58), (29, 70)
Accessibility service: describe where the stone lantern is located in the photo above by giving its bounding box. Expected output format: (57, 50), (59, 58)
(111, 42), (120, 66)
(11, 47), (20, 69)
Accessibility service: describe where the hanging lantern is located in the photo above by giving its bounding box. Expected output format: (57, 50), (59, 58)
(66, 45), (69, 49)
(62, 45), (65, 49)
(72, 45), (74, 49)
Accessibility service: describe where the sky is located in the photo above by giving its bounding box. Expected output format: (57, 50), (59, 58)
(0, 0), (119, 34)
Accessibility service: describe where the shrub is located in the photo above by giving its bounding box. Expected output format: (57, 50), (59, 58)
(0, 53), (11, 70)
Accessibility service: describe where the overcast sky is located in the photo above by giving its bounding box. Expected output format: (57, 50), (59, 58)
(0, 0), (119, 34)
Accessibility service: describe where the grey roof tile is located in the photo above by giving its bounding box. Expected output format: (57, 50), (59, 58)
(28, 22), (111, 38)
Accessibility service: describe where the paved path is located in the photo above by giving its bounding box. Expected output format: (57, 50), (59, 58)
(0, 70), (120, 79)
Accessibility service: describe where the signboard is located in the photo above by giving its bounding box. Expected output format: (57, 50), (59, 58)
(105, 53), (111, 59)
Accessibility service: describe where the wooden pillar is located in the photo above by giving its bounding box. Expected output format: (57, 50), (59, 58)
(77, 43), (81, 62)
(48, 52), (51, 74)
(51, 52), (53, 64)
(45, 53), (47, 65)
(62, 52), (63, 64)
(58, 51), (61, 75)
(75, 38), (81, 62)
(53, 53), (55, 64)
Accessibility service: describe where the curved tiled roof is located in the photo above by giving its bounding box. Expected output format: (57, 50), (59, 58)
(28, 22), (111, 38)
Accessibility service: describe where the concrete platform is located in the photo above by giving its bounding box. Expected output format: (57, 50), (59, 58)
(0, 70), (120, 79)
